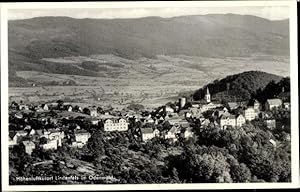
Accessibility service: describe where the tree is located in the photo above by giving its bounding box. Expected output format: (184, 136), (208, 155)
(87, 130), (105, 158)
(83, 107), (91, 115)
(56, 100), (64, 109)
(39, 137), (48, 145)
(227, 156), (251, 182)
(177, 145), (233, 183)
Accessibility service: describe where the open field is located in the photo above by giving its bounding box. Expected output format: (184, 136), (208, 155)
(10, 54), (289, 109)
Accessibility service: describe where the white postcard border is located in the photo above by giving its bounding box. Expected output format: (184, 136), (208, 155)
(1, 1), (299, 191)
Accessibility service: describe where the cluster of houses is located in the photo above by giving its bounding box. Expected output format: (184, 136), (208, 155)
(9, 126), (91, 155)
(8, 87), (290, 154)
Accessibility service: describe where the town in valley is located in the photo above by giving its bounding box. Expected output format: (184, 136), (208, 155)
(9, 73), (291, 184)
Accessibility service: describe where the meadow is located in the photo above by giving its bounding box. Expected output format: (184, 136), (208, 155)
(9, 54), (290, 109)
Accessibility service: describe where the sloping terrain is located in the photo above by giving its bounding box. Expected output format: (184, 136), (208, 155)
(8, 14), (289, 85)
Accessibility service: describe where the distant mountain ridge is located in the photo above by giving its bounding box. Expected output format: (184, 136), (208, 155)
(9, 14), (289, 60)
(8, 14), (289, 85)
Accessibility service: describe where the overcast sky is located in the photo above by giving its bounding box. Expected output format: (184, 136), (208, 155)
(8, 6), (290, 21)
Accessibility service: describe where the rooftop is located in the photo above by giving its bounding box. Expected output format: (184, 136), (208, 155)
(267, 99), (282, 105)
(141, 128), (154, 134)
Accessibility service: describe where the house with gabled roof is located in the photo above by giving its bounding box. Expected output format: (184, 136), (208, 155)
(236, 114), (246, 127)
(9, 132), (18, 147)
(72, 130), (91, 148)
(164, 126), (180, 141)
(220, 115), (236, 129)
(29, 129), (36, 135)
(41, 104), (49, 111)
(22, 140), (36, 155)
(66, 105), (73, 112)
(141, 128), (159, 142)
(265, 99), (283, 111)
(200, 118), (210, 126)
(227, 102), (240, 111)
(180, 127), (194, 139)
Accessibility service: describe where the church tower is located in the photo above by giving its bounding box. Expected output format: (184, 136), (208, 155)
(205, 87), (211, 103)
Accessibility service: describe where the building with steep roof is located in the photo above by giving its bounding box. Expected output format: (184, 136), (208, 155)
(164, 126), (180, 141)
(226, 102), (239, 111)
(236, 114), (246, 127)
(9, 132), (18, 147)
(220, 115), (236, 129)
(72, 130), (91, 148)
(22, 141), (36, 155)
(265, 99), (283, 111)
(141, 128), (160, 142)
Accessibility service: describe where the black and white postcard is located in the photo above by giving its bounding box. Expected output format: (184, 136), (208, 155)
(1, 1), (299, 191)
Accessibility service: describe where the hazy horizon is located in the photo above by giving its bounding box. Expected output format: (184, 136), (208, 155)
(8, 6), (290, 21)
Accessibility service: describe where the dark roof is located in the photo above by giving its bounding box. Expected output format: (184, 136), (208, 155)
(221, 115), (236, 120)
(35, 129), (43, 136)
(141, 128), (153, 134)
(236, 114), (245, 118)
(9, 131), (16, 139)
(74, 129), (90, 135)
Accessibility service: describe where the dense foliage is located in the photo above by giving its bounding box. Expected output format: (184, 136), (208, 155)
(193, 71), (284, 102)
(256, 77), (290, 103)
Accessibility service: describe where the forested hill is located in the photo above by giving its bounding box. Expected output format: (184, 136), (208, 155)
(193, 71), (284, 102)
(8, 14), (289, 86)
(9, 14), (289, 60)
